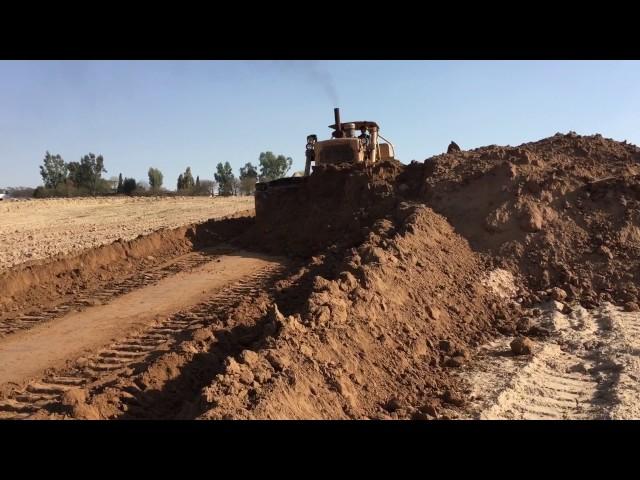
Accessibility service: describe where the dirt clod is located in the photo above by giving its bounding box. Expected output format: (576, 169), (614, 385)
(510, 336), (535, 355)
(516, 317), (532, 332)
(550, 287), (568, 302)
(444, 356), (466, 368)
(419, 401), (439, 417)
(443, 389), (465, 407)
(384, 397), (404, 412)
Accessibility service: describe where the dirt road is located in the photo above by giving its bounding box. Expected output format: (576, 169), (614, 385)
(0, 248), (285, 418)
(0, 196), (253, 272)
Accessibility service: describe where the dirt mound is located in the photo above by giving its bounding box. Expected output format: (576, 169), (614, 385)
(187, 135), (640, 418)
(414, 132), (640, 308)
(241, 132), (640, 309)
(66, 201), (514, 420)
(194, 203), (515, 419)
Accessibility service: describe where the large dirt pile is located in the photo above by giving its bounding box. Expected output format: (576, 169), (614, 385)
(196, 203), (515, 419)
(67, 167), (516, 420)
(412, 132), (640, 308)
(243, 132), (640, 309)
(193, 133), (640, 419)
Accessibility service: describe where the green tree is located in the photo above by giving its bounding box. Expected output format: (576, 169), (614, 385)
(85, 153), (106, 195)
(214, 162), (235, 196)
(66, 161), (82, 188)
(239, 162), (258, 195)
(39, 151), (68, 189)
(117, 173), (124, 194)
(148, 167), (164, 191)
(182, 167), (195, 190)
(122, 178), (137, 195)
(258, 151), (292, 182)
(68, 153), (106, 195)
(177, 167), (195, 192)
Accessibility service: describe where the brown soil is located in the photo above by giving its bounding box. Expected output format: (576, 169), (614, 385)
(192, 132), (640, 419)
(246, 133), (640, 313)
(196, 203), (515, 419)
(0, 251), (280, 390)
(413, 132), (640, 309)
(14, 201), (510, 420)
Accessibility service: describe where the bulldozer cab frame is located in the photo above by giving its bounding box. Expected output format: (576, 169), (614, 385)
(304, 108), (394, 176)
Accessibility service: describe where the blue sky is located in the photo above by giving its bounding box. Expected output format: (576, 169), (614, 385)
(1, 60), (640, 188)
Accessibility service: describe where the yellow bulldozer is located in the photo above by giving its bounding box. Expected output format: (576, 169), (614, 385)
(303, 107), (396, 174)
(255, 108), (395, 220)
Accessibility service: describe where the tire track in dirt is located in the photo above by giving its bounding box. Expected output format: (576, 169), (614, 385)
(0, 262), (286, 419)
(0, 249), (229, 339)
(596, 304), (640, 419)
(460, 302), (623, 420)
(471, 341), (602, 419)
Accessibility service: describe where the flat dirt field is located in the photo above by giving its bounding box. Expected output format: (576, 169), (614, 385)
(0, 196), (253, 272)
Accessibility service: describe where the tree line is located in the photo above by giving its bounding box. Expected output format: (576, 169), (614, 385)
(211, 153), (289, 196)
(35, 150), (294, 198)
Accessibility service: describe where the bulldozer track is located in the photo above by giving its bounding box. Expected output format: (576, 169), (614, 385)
(461, 303), (629, 420)
(477, 343), (602, 419)
(0, 262), (285, 419)
(0, 250), (223, 339)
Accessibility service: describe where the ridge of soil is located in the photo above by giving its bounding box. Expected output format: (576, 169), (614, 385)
(0, 211), (254, 315)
